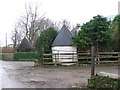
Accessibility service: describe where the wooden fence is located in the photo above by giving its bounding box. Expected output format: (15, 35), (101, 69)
(42, 51), (120, 65)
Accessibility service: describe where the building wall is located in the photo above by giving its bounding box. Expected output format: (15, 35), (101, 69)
(118, 1), (120, 14)
(52, 46), (78, 62)
(2, 47), (15, 53)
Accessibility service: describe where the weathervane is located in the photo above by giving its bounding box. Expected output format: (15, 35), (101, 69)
(63, 20), (66, 25)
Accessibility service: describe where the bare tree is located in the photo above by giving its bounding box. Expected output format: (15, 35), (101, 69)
(11, 24), (23, 48)
(11, 4), (60, 49)
(17, 4), (58, 48)
(18, 4), (42, 47)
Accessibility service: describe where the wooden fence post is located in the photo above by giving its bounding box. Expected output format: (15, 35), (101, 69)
(118, 53), (120, 77)
(91, 46), (96, 77)
(118, 53), (120, 61)
(72, 51), (74, 61)
(55, 53), (57, 66)
(41, 47), (44, 66)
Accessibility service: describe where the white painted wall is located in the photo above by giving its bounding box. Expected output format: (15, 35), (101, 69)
(52, 46), (78, 62)
(119, 1), (120, 14)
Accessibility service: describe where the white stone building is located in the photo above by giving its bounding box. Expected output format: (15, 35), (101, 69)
(51, 25), (78, 63)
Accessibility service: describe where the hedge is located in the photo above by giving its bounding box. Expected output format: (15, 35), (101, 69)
(2, 53), (14, 60)
(87, 75), (120, 89)
(13, 52), (40, 61)
(0, 53), (2, 60)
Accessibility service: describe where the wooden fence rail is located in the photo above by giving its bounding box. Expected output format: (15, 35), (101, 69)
(42, 52), (120, 65)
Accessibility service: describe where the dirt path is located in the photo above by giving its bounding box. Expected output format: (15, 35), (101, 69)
(0, 61), (118, 88)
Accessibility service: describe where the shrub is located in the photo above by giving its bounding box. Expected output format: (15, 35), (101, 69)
(13, 52), (40, 61)
(87, 75), (119, 89)
(35, 27), (57, 55)
(2, 53), (14, 60)
(0, 53), (2, 60)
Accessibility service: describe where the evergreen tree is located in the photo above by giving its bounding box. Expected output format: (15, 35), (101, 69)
(35, 27), (57, 54)
(73, 15), (112, 51)
(110, 15), (120, 51)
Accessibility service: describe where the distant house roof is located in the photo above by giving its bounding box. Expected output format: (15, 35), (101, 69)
(17, 37), (32, 50)
(51, 25), (72, 46)
(71, 24), (80, 36)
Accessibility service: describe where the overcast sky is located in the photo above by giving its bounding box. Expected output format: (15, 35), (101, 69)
(0, 0), (119, 46)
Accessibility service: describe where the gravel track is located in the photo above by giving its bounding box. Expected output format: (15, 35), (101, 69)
(0, 61), (118, 88)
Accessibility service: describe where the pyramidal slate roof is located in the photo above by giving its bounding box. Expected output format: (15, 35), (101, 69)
(17, 37), (32, 50)
(51, 25), (72, 46)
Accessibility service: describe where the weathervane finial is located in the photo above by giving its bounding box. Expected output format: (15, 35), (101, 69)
(63, 20), (66, 25)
